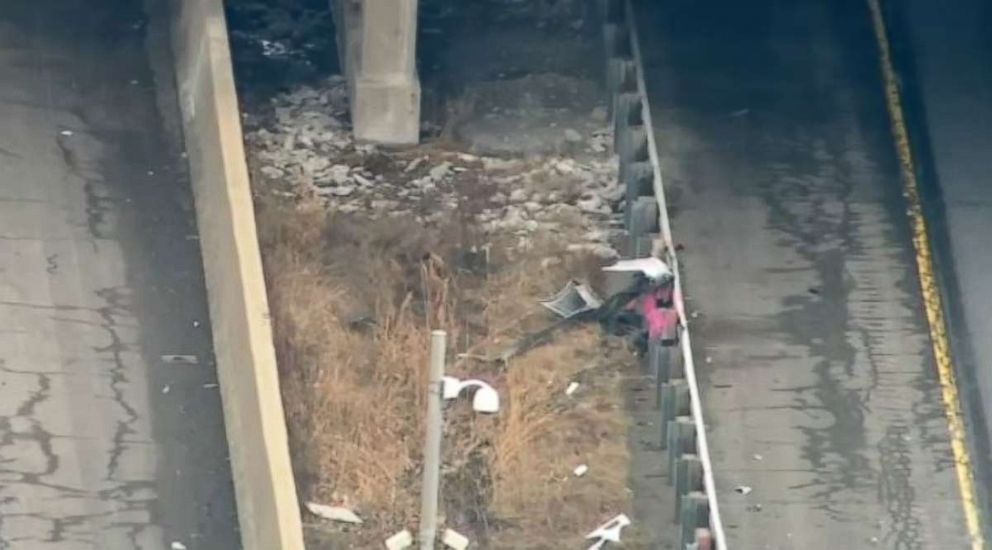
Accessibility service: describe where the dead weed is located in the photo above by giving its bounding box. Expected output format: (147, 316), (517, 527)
(256, 194), (636, 548)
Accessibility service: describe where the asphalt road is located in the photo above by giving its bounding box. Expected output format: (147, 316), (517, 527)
(634, 0), (972, 546)
(885, 0), (992, 522)
(0, 1), (240, 549)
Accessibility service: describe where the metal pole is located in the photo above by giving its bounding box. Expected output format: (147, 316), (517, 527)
(419, 330), (446, 549)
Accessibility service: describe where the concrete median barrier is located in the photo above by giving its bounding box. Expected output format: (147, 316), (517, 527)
(168, 1), (306, 549)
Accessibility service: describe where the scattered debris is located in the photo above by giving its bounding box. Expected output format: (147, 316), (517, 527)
(305, 502), (363, 524)
(705, 356), (713, 364)
(442, 528), (470, 550)
(171, 542), (187, 550)
(203, 383), (219, 389)
(162, 385), (170, 394)
(574, 464), (589, 477)
(586, 514), (631, 550)
(243, 77), (624, 256)
(541, 280), (603, 319)
(160, 355), (199, 365)
(735, 485), (752, 495)
(752, 454), (763, 462)
(385, 530), (413, 550)
(565, 382), (580, 396)
(192, 320), (201, 328)
(59, 130), (73, 136)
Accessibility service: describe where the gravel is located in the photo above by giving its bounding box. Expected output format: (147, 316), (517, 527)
(243, 76), (625, 258)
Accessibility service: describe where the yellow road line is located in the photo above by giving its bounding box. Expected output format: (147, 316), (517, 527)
(865, 0), (985, 546)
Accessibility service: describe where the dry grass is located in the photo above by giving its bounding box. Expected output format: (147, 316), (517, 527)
(256, 194), (638, 548)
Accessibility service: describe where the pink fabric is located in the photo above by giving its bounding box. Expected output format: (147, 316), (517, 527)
(640, 290), (679, 341)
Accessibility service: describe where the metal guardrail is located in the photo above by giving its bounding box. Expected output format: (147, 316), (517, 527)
(599, 0), (728, 548)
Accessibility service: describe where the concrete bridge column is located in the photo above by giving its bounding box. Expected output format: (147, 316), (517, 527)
(333, 0), (421, 145)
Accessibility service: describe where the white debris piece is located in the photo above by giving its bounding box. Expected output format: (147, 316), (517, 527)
(428, 161), (452, 182)
(735, 485), (753, 495)
(404, 157), (425, 172)
(565, 382), (580, 396)
(385, 530), (413, 550)
(59, 130), (73, 136)
(573, 464), (588, 477)
(305, 502), (363, 524)
(442, 528), (470, 550)
(602, 257), (672, 281)
(586, 514), (631, 550)
(260, 166), (285, 179)
(171, 542), (187, 550)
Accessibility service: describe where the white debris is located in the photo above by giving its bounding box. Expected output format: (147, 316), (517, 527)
(573, 464), (588, 477)
(385, 530), (413, 550)
(59, 130), (73, 136)
(735, 485), (752, 495)
(565, 382), (580, 396)
(509, 188), (529, 202)
(602, 257), (672, 281)
(260, 166), (285, 179)
(353, 173), (373, 187)
(243, 78), (624, 254)
(162, 385), (170, 394)
(752, 454), (763, 461)
(171, 543), (187, 550)
(305, 502), (363, 524)
(442, 529), (470, 550)
(428, 162), (453, 182)
(586, 514), (631, 549)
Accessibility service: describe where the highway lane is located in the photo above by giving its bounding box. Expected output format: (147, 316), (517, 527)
(634, 0), (972, 546)
(0, 1), (240, 548)
(884, 0), (992, 525)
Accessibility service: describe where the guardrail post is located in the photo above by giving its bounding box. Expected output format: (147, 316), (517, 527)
(629, 195), (659, 237)
(680, 492), (710, 549)
(660, 379), (689, 449)
(621, 159), (653, 197)
(666, 416), (696, 482)
(674, 454), (703, 522)
(655, 344), (669, 409)
(601, 0), (625, 23)
(603, 23), (631, 59)
(618, 125), (649, 165)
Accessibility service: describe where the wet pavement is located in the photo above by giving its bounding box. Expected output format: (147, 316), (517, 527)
(634, 0), (972, 546)
(0, 1), (240, 548)
(887, 0), (992, 521)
